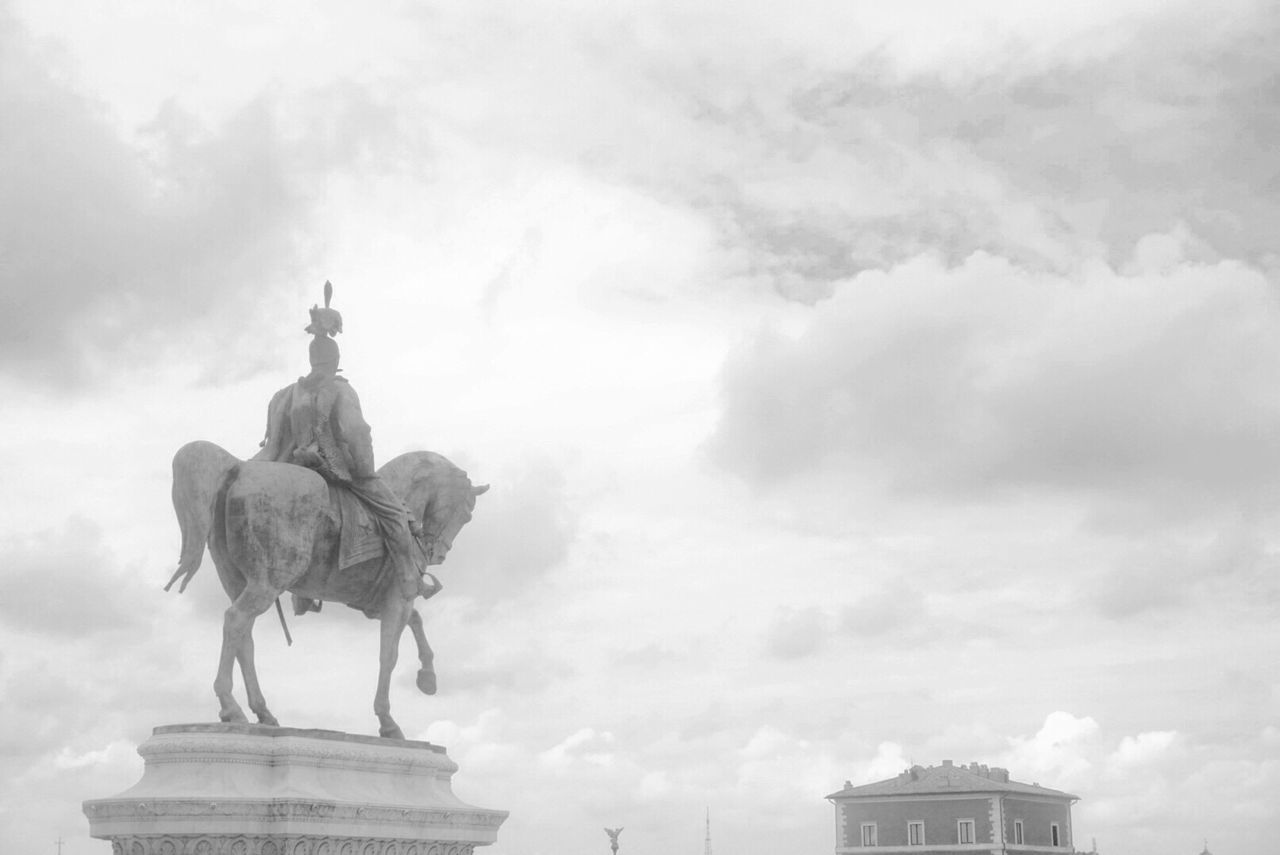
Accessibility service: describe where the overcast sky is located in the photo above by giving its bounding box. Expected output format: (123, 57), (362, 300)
(2, 1), (1278, 854)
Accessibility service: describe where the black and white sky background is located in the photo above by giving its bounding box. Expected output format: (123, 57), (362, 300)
(2, 1), (1279, 853)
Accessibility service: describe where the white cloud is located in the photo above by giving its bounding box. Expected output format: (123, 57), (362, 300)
(539, 728), (617, 771)
(52, 740), (134, 771)
(863, 742), (910, 783)
(1107, 730), (1180, 773)
(999, 712), (1100, 785)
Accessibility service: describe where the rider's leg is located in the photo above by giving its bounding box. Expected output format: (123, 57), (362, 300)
(385, 520), (421, 599)
(349, 477), (423, 599)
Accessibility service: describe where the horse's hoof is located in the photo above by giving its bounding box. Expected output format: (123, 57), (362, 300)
(257, 712), (280, 727)
(416, 669), (437, 696)
(380, 725), (405, 740)
(219, 710), (247, 724)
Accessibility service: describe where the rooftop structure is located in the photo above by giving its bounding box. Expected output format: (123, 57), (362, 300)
(827, 761), (1079, 854)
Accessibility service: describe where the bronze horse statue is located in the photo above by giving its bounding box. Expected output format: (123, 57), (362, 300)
(166, 439), (487, 739)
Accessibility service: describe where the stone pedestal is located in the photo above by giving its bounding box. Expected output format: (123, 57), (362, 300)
(83, 723), (507, 855)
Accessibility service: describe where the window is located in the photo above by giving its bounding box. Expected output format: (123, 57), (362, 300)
(957, 820), (975, 844)
(1013, 820), (1024, 844)
(1051, 823), (1061, 847)
(908, 821), (925, 846)
(861, 822), (878, 846)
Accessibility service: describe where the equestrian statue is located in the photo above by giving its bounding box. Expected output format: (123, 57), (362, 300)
(165, 283), (487, 739)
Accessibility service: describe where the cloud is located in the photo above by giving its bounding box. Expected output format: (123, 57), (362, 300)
(0, 518), (150, 638)
(52, 738), (134, 771)
(1107, 730), (1180, 773)
(708, 246), (1280, 524)
(0, 10), (408, 389)
(539, 727), (617, 771)
(439, 629), (577, 697)
(840, 581), (926, 639)
(762, 605), (828, 659)
(442, 457), (577, 604)
(862, 741), (910, 783)
(736, 725), (843, 803)
(1090, 552), (1189, 619)
(1089, 521), (1280, 620)
(999, 711), (1100, 786)
(877, 713), (1280, 854)
(0, 666), (82, 762)
(397, 0), (1280, 307)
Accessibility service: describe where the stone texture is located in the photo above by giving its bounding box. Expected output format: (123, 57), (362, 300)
(83, 724), (507, 854)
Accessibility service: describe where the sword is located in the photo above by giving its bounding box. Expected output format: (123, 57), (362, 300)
(274, 597), (293, 646)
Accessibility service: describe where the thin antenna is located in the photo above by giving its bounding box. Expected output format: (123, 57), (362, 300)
(55, 837), (65, 855)
(704, 807), (712, 855)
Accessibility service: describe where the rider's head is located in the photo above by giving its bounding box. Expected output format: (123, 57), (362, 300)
(308, 335), (341, 375)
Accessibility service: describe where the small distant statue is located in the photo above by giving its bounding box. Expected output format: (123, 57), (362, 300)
(166, 282), (488, 739)
(604, 828), (623, 854)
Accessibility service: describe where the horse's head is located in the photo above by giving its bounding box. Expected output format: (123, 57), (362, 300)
(419, 480), (489, 565)
(378, 451), (489, 568)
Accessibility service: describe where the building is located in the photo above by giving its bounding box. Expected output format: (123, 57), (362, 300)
(826, 760), (1079, 854)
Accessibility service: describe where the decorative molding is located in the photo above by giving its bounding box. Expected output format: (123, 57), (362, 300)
(137, 734), (457, 777)
(85, 800), (504, 829)
(831, 793), (1005, 805)
(99, 836), (477, 855)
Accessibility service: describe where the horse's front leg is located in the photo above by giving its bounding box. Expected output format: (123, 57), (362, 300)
(216, 584), (275, 724)
(407, 608), (436, 695)
(375, 590), (414, 739)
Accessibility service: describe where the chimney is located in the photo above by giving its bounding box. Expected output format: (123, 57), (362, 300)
(990, 767), (1009, 783)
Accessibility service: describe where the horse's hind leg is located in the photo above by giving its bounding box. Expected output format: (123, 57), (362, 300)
(214, 584), (276, 725)
(236, 624), (279, 726)
(407, 608), (437, 695)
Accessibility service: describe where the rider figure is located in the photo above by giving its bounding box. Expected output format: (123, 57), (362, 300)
(253, 284), (425, 607)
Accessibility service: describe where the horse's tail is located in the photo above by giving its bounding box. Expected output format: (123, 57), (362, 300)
(208, 462), (240, 581)
(166, 440), (240, 593)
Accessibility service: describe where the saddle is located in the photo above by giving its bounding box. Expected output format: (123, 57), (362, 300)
(292, 482), (392, 617)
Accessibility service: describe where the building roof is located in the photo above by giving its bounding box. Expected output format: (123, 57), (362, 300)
(826, 761), (1079, 801)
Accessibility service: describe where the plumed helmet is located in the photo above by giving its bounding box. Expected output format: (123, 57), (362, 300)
(305, 280), (344, 338)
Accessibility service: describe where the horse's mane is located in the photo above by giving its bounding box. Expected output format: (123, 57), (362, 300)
(379, 450), (476, 529)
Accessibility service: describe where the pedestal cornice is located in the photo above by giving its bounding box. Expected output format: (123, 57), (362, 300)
(83, 724), (507, 851)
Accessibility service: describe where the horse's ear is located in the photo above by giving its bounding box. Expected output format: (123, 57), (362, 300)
(472, 484), (490, 495)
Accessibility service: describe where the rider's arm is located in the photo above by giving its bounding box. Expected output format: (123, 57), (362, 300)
(334, 381), (376, 478)
(251, 385), (293, 461)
